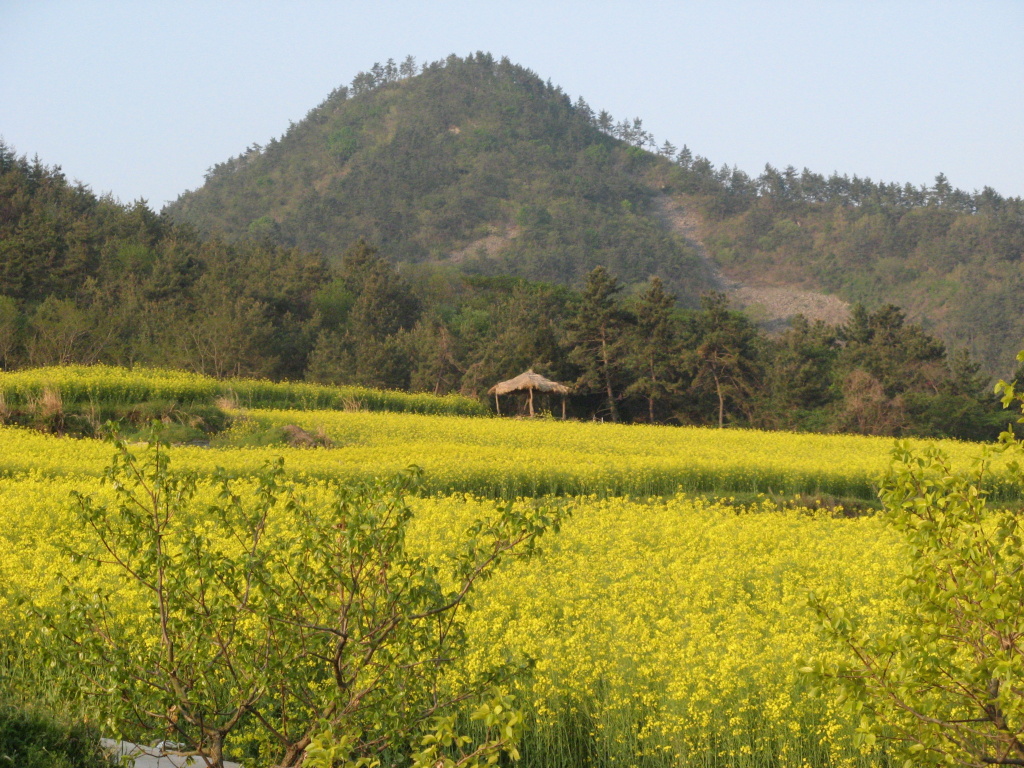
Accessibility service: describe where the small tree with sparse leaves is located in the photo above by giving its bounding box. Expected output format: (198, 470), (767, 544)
(31, 426), (567, 767)
(805, 350), (1024, 767)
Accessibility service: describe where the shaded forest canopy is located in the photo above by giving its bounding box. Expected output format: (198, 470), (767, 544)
(1, 53), (1022, 439)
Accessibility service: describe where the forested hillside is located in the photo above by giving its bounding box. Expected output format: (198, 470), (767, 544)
(685, 169), (1024, 374)
(0, 141), (1008, 439)
(165, 52), (1024, 375)
(165, 52), (712, 299)
(0, 143), (328, 380)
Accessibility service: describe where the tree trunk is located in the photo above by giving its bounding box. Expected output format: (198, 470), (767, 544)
(600, 334), (618, 422)
(528, 388), (534, 417)
(276, 736), (313, 768)
(713, 371), (724, 429)
(649, 357), (656, 423)
(203, 732), (226, 768)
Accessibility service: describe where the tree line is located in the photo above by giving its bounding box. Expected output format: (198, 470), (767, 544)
(0, 141), (1008, 439)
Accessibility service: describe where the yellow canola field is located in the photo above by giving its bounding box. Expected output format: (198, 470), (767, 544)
(0, 406), (1001, 766)
(0, 407), (1006, 501)
(0, 465), (899, 768)
(412, 494), (900, 768)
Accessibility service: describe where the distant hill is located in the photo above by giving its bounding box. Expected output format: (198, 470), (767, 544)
(165, 53), (1024, 374)
(677, 170), (1024, 374)
(164, 52), (714, 303)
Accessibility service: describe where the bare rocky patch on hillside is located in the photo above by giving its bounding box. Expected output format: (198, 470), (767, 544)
(444, 225), (520, 263)
(651, 195), (850, 328)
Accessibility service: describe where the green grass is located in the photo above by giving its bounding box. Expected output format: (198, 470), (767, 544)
(0, 706), (110, 768)
(0, 365), (488, 417)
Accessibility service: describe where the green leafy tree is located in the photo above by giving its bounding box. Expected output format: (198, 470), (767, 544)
(25, 296), (96, 366)
(250, 461), (558, 767)
(33, 434), (274, 767)
(806, 354), (1024, 766)
(182, 286), (278, 378)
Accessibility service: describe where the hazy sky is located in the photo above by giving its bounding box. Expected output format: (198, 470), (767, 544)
(2, 1), (1021, 208)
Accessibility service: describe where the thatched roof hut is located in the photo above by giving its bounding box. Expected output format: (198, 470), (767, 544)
(488, 369), (570, 417)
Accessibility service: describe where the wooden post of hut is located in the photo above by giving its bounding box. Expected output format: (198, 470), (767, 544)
(488, 369), (570, 419)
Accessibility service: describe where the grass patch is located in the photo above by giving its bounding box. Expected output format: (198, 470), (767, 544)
(0, 706), (110, 768)
(0, 365), (487, 417)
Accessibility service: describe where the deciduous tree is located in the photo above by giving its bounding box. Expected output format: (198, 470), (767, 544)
(806, 355), (1024, 766)
(35, 429), (566, 767)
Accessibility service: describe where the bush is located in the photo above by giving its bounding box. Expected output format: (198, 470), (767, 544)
(0, 705), (110, 768)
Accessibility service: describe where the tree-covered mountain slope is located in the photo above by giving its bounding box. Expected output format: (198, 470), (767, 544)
(675, 169), (1024, 374)
(165, 52), (1023, 374)
(164, 53), (714, 302)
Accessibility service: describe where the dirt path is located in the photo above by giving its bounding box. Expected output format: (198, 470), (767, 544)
(651, 196), (851, 328)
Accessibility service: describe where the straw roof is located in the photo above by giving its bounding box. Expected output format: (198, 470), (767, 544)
(488, 369), (570, 396)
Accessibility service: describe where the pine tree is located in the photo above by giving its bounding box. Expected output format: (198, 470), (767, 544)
(566, 267), (630, 422)
(625, 277), (681, 422)
(684, 292), (761, 428)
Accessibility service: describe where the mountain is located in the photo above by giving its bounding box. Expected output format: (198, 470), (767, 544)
(165, 52), (714, 304)
(678, 170), (1024, 374)
(165, 53), (1024, 375)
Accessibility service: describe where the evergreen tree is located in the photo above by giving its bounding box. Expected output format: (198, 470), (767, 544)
(405, 315), (465, 395)
(625, 277), (681, 422)
(684, 292), (761, 428)
(566, 267), (630, 422)
(457, 283), (570, 403)
(0, 296), (21, 369)
(758, 315), (838, 429)
(340, 240), (420, 340)
(839, 304), (946, 397)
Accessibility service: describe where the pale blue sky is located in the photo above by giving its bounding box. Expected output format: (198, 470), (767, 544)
(2, 1), (1021, 208)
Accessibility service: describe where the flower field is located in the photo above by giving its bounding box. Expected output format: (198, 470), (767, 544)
(0, 369), (1009, 766)
(0, 406), (1009, 502)
(413, 494), (901, 768)
(0, 464), (901, 767)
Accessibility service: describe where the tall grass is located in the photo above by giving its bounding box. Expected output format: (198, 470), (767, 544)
(0, 365), (487, 417)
